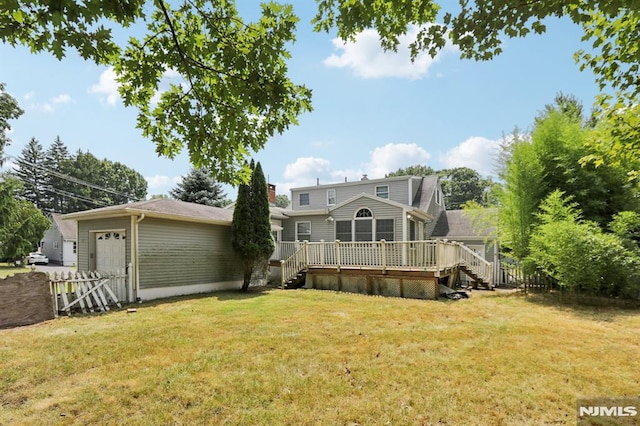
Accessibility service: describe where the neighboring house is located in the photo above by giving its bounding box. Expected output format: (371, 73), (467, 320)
(41, 213), (78, 266)
(62, 199), (245, 302)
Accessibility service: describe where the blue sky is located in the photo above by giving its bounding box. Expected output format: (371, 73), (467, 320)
(1, 2), (600, 200)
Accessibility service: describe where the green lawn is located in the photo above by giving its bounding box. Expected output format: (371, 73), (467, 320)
(0, 262), (32, 278)
(1, 288), (638, 425)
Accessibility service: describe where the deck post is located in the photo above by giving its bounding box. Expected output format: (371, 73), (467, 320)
(304, 240), (309, 267)
(335, 240), (341, 272)
(381, 239), (387, 274)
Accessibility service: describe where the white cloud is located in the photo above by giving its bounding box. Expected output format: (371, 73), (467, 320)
(439, 137), (501, 176)
(23, 91), (35, 101)
(324, 25), (455, 79)
(145, 174), (182, 195)
(277, 143), (432, 195)
(51, 94), (72, 104)
(26, 93), (74, 113)
(89, 67), (120, 106)
(365, 143), (431, 178)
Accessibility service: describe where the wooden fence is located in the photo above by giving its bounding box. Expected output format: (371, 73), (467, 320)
(49, 267), (131, 316)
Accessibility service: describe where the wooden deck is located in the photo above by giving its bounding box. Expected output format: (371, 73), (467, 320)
(274, 240), (494, 291)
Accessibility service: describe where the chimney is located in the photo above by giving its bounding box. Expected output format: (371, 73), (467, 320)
(268, 183), (276, 205)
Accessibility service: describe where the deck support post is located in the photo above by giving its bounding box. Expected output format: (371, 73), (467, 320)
(335, 240), (341, 272)
(381, 239), (387, 274)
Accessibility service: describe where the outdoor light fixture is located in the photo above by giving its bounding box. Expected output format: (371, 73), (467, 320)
(326, 216), (335, 222)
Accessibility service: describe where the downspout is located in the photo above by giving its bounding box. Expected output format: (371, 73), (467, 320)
(133, 214), (145, 302)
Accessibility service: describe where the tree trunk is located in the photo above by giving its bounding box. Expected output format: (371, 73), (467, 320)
(241, 263), (253, 291)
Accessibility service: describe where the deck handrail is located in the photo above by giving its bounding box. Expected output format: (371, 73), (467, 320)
(279, 240), (494, 288)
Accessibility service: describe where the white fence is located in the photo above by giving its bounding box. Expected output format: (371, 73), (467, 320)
(48, 265), (131, 316)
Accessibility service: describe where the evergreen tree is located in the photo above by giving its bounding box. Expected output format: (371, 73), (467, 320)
(232, 161), (275, 291)
(170, 168), (228, 206)
(43, 136), (71, 212)
(13, 137), (47, 210)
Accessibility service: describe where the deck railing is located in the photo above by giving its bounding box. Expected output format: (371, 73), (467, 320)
(279, 240), (490, 288)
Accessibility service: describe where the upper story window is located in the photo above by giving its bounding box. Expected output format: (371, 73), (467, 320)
(299, 192), (310, 206)
(327, 189), (336, 206)
(375, 185), (389, 199)
(435, 188), (442, 205)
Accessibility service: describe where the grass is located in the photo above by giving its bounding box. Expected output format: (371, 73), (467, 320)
(0, 262), (32, 278)
(1, 288), (639, 425)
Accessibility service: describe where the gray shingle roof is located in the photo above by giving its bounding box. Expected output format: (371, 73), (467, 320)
(63, 198), (234, 224)
(51, 213), (77, 240)
(431, 209), (497, 239)
(412, 175), (439, 211)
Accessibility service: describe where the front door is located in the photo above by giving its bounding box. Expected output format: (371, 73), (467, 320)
(96, 231), (126, 273)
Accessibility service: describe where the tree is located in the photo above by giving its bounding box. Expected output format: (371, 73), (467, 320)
(497, 133), (546, 261)
(386, 165), (435, 178)
(0, 174), (50, 261)
(438, 167), (494, 209)
(275, 194), (290, 208)
(231, 161), (274, 291)
(0, 1), (311, 184)
(170, 168), (229, 207)
(13, 137), (47, 210)
(528, 190), (640, 298)
(43, 136), (72, 213)
(314, 1), (640, 102)
(0, 83), (23, 163)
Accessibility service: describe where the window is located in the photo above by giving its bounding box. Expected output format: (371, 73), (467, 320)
(375, 185), (389, 199)
(355, 220), (373, 241)
(299, 193), (310, 206)
(356, 208), (373, 218)
(335, 221), (352, 241)
(435, 188), (442, 205)
(327, 189), (336, 206)
(296, 221), (311, 241)
(376, 219), (394, 241)
(53, 241), (59, 249)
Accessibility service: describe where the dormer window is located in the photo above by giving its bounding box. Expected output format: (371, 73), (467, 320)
(375, 185), (389, 199)
(327, 189), (336, 206)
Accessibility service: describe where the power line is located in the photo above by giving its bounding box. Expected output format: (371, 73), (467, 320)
(5, 154), (142, 202)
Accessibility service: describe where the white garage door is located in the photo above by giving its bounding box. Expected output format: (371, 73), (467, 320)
(96, 231), (126, 273)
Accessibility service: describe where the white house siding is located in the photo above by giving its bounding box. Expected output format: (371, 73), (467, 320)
(137, 218), (243, 290)
(77, 217), (132, 272)
(291, 177), (412, 210)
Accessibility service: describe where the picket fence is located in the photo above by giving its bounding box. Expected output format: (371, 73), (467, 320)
(49, 267), (131, 316)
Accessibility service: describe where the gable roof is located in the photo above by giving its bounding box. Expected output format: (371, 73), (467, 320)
(330, 192), (433, 222)
(431, 209), (497, 239)
(62, 198), (234, 226)
(51, 213), (77, 240)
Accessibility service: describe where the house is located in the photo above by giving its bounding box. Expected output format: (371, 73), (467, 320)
(273, 174), (500, 293)
(281, 175), (446, 243)
(62, 198), (245, 302)
(41, 213), (78, 266)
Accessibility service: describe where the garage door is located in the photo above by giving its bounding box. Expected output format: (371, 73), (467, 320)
(96, 231), (126, 273)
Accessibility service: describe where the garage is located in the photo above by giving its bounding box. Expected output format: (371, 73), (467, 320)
(96, 231), (126, 273)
